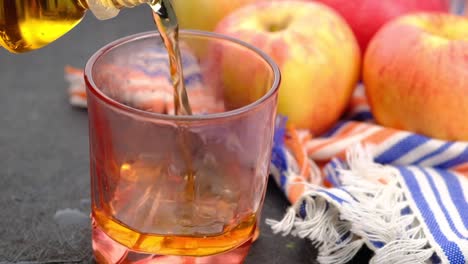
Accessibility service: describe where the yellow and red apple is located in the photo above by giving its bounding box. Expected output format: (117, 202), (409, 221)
(213, 1), (361, 135)
(364, 13), (468, 141)
(173, 0), (261, 32)
(312, 0), (450, 53)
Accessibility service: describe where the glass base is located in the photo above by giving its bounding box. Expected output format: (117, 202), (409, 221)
(92, 222), (253, 264)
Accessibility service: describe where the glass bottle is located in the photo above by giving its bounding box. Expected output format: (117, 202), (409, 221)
(0, 0), (153, 53)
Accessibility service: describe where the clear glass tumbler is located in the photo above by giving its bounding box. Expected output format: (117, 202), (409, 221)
(85, 30), (280, 263)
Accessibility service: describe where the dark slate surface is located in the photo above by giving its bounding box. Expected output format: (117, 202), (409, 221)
(0, 6), (371, 264)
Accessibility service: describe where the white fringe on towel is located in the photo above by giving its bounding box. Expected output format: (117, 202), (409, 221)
(267, 144), (434, 264)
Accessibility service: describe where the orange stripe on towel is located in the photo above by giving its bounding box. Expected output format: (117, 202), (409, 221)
(306, 123), (363, 155)
(65, 65), (83, 75)
(453, 163), (468, 177)
(287, 177), (307, 204)
(285, 125), (311, 181)
(71, 91), (87, 99)
(363, 127), (398, 145)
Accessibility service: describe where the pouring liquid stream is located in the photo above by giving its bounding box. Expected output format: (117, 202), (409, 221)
(150, 0), (192, 116)
(150, 0), (196, 206)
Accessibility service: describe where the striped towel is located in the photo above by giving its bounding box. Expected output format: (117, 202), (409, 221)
(268, 85), (468, 264)
(65, 46), (224, 115)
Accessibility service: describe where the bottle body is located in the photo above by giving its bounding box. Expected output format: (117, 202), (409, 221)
(0, 0), (87, 53)
(0, 0), (150, 53)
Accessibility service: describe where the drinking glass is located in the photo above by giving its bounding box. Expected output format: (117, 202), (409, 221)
(85, 30), (280, 263)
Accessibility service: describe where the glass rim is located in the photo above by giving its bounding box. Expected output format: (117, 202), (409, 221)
(84, 30), (281, 122)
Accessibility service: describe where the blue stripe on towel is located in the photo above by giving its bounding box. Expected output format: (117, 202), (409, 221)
(414, 142), (453, 165)
(437, 169), (468, 230)
(438, 148), (468, 169)
(421, 168), (467, 239)
(399, 167), (465, 264)
(376, 135), (429, 164)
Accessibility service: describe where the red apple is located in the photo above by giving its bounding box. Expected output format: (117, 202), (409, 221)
(364, 13), (468, 141)
(214, 1), (361, 135)
(313, 0), (450, 53)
